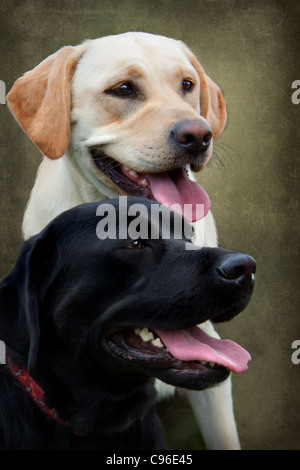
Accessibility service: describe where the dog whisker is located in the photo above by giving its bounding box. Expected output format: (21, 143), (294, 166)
(218, 142), (242, 159)
(215, 142), (242, 163)
(147, 299), (192, 327)
(72, 341), (84, 373)
(216, 145), (233, 164)
(211, 150), (225, 168)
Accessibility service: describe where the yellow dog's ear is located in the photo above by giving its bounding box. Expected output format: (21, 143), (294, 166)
(185, 50), (227, 140)
(7, 46), (84, 159)
(199, 72), (227, 140)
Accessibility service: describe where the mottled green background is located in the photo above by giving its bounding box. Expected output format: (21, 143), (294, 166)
(0, 0), (299, 450)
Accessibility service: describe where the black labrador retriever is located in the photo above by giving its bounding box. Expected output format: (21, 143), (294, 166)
(0, 197), (255, 450)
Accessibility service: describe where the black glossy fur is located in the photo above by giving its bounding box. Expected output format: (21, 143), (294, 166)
(0, 198), (254, 450)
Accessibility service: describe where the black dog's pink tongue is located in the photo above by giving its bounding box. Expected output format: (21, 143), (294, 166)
(145, 169), (210, 222)
(154, 326), (251, 374)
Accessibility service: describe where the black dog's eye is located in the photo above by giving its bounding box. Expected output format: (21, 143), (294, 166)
(128, 239), (146, 249)
(108, 82), (135, 97)
(182, 80), (194, 92)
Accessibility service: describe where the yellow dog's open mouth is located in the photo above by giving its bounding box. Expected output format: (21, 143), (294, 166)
(90, 149), (210, 222)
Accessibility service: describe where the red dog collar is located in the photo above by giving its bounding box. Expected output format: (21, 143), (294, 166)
(7, 357), (70, 429)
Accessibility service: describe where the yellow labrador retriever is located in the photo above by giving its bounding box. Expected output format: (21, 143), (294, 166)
(7, 32), (240, 449)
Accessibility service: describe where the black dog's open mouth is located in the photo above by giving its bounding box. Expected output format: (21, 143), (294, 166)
(103, 324), (251, 380)
(90, 148), (210, 223)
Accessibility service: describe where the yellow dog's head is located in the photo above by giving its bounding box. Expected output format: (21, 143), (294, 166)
(7, 32), (227, 221)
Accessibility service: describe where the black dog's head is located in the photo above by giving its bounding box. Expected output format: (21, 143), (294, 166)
(0, 197), (255, 434)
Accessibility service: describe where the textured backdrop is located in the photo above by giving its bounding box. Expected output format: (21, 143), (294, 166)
(0, 0), (299, 450)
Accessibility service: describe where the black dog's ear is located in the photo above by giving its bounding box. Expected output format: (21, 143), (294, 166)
(0, 226), (60, 371)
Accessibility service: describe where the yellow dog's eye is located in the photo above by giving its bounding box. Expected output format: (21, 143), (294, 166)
(182, 80), (194, 92)
(112, 82), (135, 96)
(128, 239), (146, 249)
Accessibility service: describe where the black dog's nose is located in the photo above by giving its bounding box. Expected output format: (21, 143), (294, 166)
(217, 253), (256, 288)
(170, 119), (213, 154)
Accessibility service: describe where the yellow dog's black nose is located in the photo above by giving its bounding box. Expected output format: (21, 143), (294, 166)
(171, 119), (213, 153)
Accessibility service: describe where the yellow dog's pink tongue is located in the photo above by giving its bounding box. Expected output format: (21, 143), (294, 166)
(154, 326), (251, 374)
(146, 169), (210, 222)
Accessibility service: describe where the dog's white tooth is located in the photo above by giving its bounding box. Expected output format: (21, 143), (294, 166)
(139, 328), (154, 342)
(209, 362), (215, 367)
(146, 331), (154, 341)
(151, 338), (164, 348)
(138, 327), (147, 339)
(139, 327), (148, 338)
(129, 170), (139, 178)
(140, 179), (148, 186)
(134, 327), (142, 335)
(200, 361), (207, 365)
